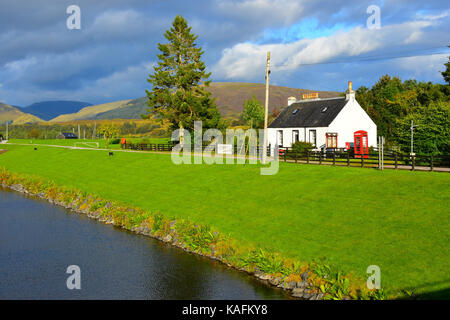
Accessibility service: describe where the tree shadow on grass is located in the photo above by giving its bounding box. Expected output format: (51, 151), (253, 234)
(396, 279), (450, 300)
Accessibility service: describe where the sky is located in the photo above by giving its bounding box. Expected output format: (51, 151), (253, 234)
(0, 0), (449, 106)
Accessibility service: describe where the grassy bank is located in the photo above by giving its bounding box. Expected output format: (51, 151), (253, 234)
(1, 143), (449, 298)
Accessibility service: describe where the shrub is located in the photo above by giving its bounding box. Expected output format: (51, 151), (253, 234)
(291, 141), (314, 154)
(109, 138), (120, 144)
(29, 129), (40, 139)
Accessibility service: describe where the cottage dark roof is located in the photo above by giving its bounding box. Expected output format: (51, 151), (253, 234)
(269, 97), (348, 128)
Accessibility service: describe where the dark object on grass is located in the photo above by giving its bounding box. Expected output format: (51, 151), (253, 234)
(34, 147), (37, 150)
(109, 152), (113, 156)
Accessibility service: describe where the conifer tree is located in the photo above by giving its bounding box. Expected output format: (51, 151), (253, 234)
(145, 15), (223, 132)
(441, 47), (450, 85)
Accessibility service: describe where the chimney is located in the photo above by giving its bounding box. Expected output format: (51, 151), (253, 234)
(287, 96), (297, 106)
(346, 80), (355, 101)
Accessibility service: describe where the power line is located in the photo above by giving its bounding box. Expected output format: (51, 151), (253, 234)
(271, 48), (449, 70)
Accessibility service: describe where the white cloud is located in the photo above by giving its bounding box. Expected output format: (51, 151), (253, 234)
(396, 53), (448, 79)
(212, 19), (441, 81)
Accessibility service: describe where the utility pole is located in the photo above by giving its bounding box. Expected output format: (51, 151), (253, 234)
(262, 51), (271, 164)
(410, 120), (416, 155)
(6, 121), (8, 140)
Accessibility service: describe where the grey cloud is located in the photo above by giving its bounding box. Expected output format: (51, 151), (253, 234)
(0, 0), (448, 106)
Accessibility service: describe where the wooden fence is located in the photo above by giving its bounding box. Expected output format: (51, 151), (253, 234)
(122, 142), (270, 155)
(123, 143), (174, 152)
(279, 148), (450, 171)
(121, 142), (449, 171)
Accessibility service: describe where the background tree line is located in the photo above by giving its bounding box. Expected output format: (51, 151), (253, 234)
(0, 121), (167, 139)
(356, 67), (449, 155)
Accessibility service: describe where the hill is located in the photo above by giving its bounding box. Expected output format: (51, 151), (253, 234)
(207, 82), (341, 119)
(11, 113), (44, 125)
(0, 103), (44, 124)
(50, 100), (132, 122)
(21, 100), (93, 121)
(47, 83), (341, 122)
(91, 97), (149, 120)
(92, 83), (341, 121)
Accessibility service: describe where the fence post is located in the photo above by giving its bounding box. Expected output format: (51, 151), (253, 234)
(411, 155), (415, 171)
(361, 155), (364, 168)
(306, 151), (309, 164)
(295, 152), (298, 163)
(430, 155), (433, 171)
(284, 150), (287, 162)
(347, 152), (350, 166)
(394, 152), (398, 169)
(333, 151), (336, 166)
(319, 152), (322, 165)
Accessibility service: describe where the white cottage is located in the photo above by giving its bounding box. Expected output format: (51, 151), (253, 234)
(268, 81), (377, 154)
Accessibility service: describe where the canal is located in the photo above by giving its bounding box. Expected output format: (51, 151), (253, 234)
(0, 187), (290, 299)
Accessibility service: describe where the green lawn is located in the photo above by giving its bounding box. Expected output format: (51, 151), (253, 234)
(1, 143), (449, 298)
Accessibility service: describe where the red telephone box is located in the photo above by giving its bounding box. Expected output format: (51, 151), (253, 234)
(354, 130), (368, 159)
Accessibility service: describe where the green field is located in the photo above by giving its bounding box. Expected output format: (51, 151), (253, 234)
(1, 143), (449, 298)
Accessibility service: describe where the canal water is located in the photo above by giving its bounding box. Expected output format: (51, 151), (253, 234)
(0, 187), (290, 299)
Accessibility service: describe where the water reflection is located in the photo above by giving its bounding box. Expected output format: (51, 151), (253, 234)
(0, 188), (291, 300)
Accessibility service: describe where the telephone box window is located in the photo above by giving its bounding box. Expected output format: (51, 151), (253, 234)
(354, 130), (369, 158)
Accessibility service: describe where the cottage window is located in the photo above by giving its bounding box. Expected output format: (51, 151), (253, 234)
(277, 130), (283, 147)
(292, 130), (299, 143)
(326, 133), (338, 148)
(309, 130), (316, 147)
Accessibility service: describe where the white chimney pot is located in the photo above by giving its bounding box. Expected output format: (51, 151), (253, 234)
(287, 96), (296, 106)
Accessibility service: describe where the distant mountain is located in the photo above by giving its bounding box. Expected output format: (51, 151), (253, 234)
(92, 97), (149, 120)
(46, 82), (341, 122)
(0, 103), (43, 124)
(50, 100), (132, 122)
(21, 100), (93, 121)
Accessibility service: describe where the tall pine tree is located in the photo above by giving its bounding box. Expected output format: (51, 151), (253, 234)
(442, 46), (450, 85)
(145, 15), (223, 132)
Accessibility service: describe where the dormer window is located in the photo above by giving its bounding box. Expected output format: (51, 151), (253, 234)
(321, 107), (328, 113)
(292, 109), (299, 115)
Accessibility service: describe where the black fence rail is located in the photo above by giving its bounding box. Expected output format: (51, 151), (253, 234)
(123, 143), (174, 152)
(122, 142), (271, 155)
(279, 148), (450, 171)
(121, 142), (449, 171)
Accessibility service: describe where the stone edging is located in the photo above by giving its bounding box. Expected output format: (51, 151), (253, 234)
(2, 181), (331, 300)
